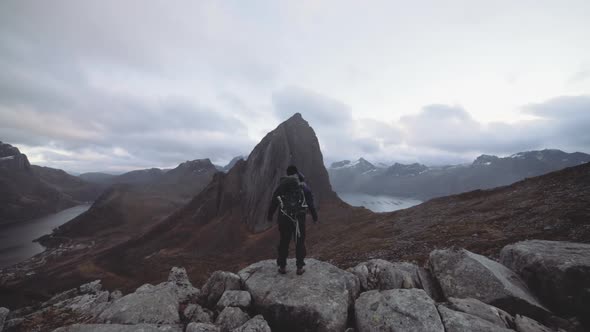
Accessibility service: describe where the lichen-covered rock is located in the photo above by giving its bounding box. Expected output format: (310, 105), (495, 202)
(80, 280), (102, 294)
(216, 290), (252, 311)
(350, 259), (422, 291)
(199, 271), (241, 308)
(514, 315), (554, 332)
(429, 248), (549, 320)
(0, 307), (9, 332)
(97, 283), (179, 324)
(446, 297), (513, 328)
(437, 305), (513, 332)
(52, 324), (182, 331)
(186, 323), (220, 332)
(215, 307), (249, 332)
(355, 288), (444, 332)
(231, 315), (271, 332)
(500, 240), (590, 324)
(239, 259), (359, 332)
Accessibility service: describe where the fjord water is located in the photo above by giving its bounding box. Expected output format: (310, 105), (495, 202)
(337, 192), (422, 212)
(0, 204), (91, 268)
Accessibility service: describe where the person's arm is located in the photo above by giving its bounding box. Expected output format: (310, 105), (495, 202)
(267, 184), (282, 221)
(303, 185), (318, 223)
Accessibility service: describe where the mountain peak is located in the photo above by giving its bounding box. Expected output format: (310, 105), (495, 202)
(0, 141), (31, 171)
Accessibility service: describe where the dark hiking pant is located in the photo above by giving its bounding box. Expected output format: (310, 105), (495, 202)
(277, 214), (306, 268)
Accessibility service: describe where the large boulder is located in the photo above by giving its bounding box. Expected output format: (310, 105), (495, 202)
(355, 288), (444, 332)
(52, 324), (182, 332)
(232, 315), (271, 332)
(167, 266), (200, 303)
(199, 271), (242, 308)
(215, 307), (249, 332)
(184, 304), (214, 324)
(437, 305), (513, 332)
(500, 240), (590, 323)
(97, 266), (197, 324)
(238, 258), (360, 332)
(349, 259), (422, 291)
(97, 282), (179, 324)
(445, 297), (513, 328)
(216, 290), (252, 311)
(429, 248), (549, 320)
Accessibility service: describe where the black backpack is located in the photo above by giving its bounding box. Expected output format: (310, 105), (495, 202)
(280, 182), (308, 219)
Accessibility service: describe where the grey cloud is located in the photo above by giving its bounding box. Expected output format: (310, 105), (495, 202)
(272, 86), (400, 162)
(273, 86), (353, 126)
(400, 96), (590, 156)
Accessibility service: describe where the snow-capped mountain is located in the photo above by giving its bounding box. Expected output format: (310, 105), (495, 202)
(328, 149), (590, 200)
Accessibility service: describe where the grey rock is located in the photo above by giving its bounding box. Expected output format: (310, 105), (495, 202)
(167, 267), (200, 303)
(52, 324), (182, 332)
(429, 248), (549, 320)
(0, 307), (8, 332)
(80, 280), (102, 294)
(109, 290), (123, 301)
(417, 267), (445, 301)
(500, 240), (590, 323)
(61, 290), (111, 317)
(514, 315), (554, 332)
(437, 305), (513, 332)
(186, 323), (220, 332)
(97, 283), (179, 324)
(350, 259), (422, 291)
(216, 290), (252, 311)
(215, 307), (249, 332)
(239, 259), (359, 332)
(231, 315), (271, 332)
(43, 288), (80, 308)
(446, 297), (513, 328)
(184, 303), (213, 324)
(184, 304), (199, 320)
(200, 271), (241, 308)
(355, 288), (444, 332)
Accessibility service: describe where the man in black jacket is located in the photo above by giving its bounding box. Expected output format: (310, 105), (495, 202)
(267, 165), (318, 275)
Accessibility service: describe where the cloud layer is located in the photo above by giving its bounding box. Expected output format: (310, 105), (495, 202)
(1, 1), (589, 172)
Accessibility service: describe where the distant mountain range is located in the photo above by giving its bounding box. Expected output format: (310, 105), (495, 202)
(328, 150), (590, 200)
(0, 141), (102, 225)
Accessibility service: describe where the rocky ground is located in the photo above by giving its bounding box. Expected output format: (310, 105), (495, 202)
(1, 239), (588, 332)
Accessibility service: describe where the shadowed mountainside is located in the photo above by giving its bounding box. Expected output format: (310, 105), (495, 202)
(0, 141), (101, 225)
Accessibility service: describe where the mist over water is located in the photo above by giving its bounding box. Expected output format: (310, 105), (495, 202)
(0, 204), (91, 268)
(337, 192), (422, 213)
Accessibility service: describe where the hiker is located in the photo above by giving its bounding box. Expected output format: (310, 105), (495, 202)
(267, 165), (318, 275)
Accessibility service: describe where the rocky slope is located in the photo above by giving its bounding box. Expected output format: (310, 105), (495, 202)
(328, 150), (590, 200)
(0, 141), (101, 225)
(1, 240), (588, 331)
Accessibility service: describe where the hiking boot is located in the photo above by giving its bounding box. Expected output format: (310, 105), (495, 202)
(296, 267), (305, 275)
(278, 266), (287, 274)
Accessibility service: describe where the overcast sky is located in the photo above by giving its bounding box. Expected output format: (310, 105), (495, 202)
(1, 0), (589, 173)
